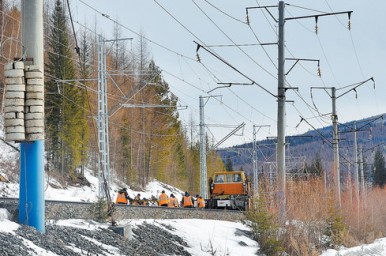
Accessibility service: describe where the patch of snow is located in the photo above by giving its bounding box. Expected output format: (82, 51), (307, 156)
(0, 218), (18, 233)
(0, 208), (10, 221)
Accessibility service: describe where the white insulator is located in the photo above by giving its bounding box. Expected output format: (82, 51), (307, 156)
(26, 78), (44, 86)
(5, 77), (25, 85)
(27, 85), (44, 93)
(6, 126), (25, 133)
(25, 112), (44, 120)
(26, 92), (44, 100)
(4, 112), (24, 119)
(4, 98), (24, 106)
(25, 119), (44, 127)
(4, 106), (24, 113)
(4, 118), (24, 126)
(25, 99), (44, 106)
(5, 91), (24, 99)
(4, 61), (24, 70)
(6, 84), (26, 92)
(26, 127), (44, 133)
(5, 133), (25, 141)
(4, 69), (24, 78)
(26, 105), (44, 113)
(26, 133), (44, 141)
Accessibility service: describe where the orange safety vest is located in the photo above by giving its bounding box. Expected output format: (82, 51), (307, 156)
(168, 197), (179, 207)
(159, 193), (169, 206)
(116, 192), (128, 204)
(183, 196), (193, 207)
(197, 197), (205, 208)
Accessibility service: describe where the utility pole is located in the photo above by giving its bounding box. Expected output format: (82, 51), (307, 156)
(97, 35), (110, 198)
(97, 36), (134, 198)
(199, 96), (208, 199)
(277, 1), (286, 222)
(311, 78), (373, 207)
(19, 0), (45, 233)
(353, 123), (360, 209)
(359, 145), (366, 209)
(252, 127), (257, 197)
(331, 87), (341, 207)
(199, 95), (244, 199)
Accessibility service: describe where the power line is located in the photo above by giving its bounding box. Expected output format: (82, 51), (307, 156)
(192, 0), (278, 80)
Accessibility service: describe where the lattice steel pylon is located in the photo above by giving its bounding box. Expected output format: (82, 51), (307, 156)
(97, 34), (111, 198)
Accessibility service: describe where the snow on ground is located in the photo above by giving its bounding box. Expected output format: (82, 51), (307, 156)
(0, 168), (258, 255)
(135, 219), (258, 256)
(321, 239), (386, 256)
(2, 167), (386, 254)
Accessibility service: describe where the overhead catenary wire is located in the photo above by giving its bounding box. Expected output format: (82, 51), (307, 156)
(74, 0), (288, 145)
(192, 0), (278, 80)
(77, 0), (267, 130)
(66, 1), (381, 149)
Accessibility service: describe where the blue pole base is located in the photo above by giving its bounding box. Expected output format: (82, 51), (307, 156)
(19, 140), (45, 233)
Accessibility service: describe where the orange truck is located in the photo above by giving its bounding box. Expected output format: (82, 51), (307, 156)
(207, 171), (251, 210)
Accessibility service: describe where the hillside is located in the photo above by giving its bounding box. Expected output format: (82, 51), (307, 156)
(218, 114), (386, 178)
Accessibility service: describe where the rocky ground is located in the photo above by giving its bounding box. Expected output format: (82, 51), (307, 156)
(0, 221), (194, 256)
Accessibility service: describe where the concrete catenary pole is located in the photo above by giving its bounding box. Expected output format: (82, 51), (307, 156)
(19, 0), (45, 233)
(359, 145), (366, 209)
(353, 123), (360, 208)
(199, 96), (208, 199)
(277, 1), (286, 223)
(331, 87), (341, 208)
(252, 125), (258, 197)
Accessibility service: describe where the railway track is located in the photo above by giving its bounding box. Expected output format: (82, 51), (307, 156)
(0, 197), (246, 222)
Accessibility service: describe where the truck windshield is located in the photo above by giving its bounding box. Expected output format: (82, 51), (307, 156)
(215, 174), (224, 183)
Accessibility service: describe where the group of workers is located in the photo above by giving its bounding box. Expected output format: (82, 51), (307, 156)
(115, 188), (206, 208)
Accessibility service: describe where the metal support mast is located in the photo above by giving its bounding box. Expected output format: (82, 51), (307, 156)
(277, 1), (286, 223)
(199, 96), (208, 199)
(97, 35), (110, 198)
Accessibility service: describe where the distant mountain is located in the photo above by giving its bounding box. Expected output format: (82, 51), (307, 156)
(217, 114), (386, 179)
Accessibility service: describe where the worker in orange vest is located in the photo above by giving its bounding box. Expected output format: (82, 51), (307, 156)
(158, 190), (169, 207)
(181, 191), (194, 208)
(115, 188), (130, 204)
(168, 193), (179, 208)
(197, 195), (205, 208)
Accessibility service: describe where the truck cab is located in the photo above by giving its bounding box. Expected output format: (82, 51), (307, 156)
(208, 171), (250, 210)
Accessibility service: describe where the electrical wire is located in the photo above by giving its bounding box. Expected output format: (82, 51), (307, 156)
(192, 0), (278, 80)
(75, 0), (280, 144)
(78, 0), (197, 62)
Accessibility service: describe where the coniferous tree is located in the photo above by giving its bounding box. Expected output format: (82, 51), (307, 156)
(373, 148), (386, 187)
(45, 0), (88, 178)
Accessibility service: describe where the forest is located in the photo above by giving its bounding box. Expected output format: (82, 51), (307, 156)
(0, 0), (224, 194)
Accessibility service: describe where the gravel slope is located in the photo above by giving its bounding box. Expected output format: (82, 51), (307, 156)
(1, 221), (192, 256)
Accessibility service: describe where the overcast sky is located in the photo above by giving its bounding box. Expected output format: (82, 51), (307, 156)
(70, 0), (386, 148)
